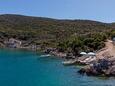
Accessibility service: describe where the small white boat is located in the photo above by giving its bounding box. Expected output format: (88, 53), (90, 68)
(40, 54), (51, 57)
(62, 60), (77, 65)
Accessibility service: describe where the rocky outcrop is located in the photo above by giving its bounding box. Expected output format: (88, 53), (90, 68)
(105, 65), (115, 76)
(78, 58), (115, 77)
(0, 42), (5, 47)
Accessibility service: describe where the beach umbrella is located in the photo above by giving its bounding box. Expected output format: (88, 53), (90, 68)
(80, 52), (87, 55)
(88, 52), (96, 56)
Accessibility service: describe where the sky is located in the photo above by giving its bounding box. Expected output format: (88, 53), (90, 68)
(0, 0), (115, 23)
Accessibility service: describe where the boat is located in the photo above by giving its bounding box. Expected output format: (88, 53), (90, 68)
(62, 59), (77, 65)
(40, 54), (51, 57)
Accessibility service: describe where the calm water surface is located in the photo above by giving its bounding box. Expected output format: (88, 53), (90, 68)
(0, 48), (115, 86)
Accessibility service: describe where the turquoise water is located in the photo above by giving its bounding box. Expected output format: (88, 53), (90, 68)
(0, 49), (115, 86)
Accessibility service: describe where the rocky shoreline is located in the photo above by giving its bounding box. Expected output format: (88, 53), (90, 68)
(77, 40), (115, 77)
(78, 57), (115, 77)
(1, 38), (115, 77)
(58, 39), (115, 77)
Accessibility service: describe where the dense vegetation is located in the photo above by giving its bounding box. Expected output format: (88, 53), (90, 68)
(0, 14), (115, 55)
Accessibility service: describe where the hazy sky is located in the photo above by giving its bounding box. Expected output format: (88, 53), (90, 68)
(0, 0), (115, 23)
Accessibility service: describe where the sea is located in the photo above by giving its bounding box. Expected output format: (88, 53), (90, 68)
(0, 48), (114, 86)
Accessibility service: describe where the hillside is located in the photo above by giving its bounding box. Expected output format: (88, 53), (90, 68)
(0, 14), (115, 55)
(0, 14), (112, 39)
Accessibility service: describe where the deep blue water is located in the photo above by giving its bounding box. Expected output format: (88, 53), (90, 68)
(0, 48), (115, 86)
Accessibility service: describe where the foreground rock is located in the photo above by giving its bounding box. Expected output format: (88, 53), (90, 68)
(78, 57), (115, 77)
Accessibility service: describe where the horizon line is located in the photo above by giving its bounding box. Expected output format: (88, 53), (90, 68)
(0, 13), (114, 24)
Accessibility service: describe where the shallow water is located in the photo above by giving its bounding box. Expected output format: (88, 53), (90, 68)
(0, 48), (115, 86)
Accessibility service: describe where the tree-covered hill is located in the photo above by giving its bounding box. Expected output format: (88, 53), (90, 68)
(0, 14), (112, 40)
(0, 14), (115, 55)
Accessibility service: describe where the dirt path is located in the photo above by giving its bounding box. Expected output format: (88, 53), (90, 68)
(96, 40), (115, 58)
